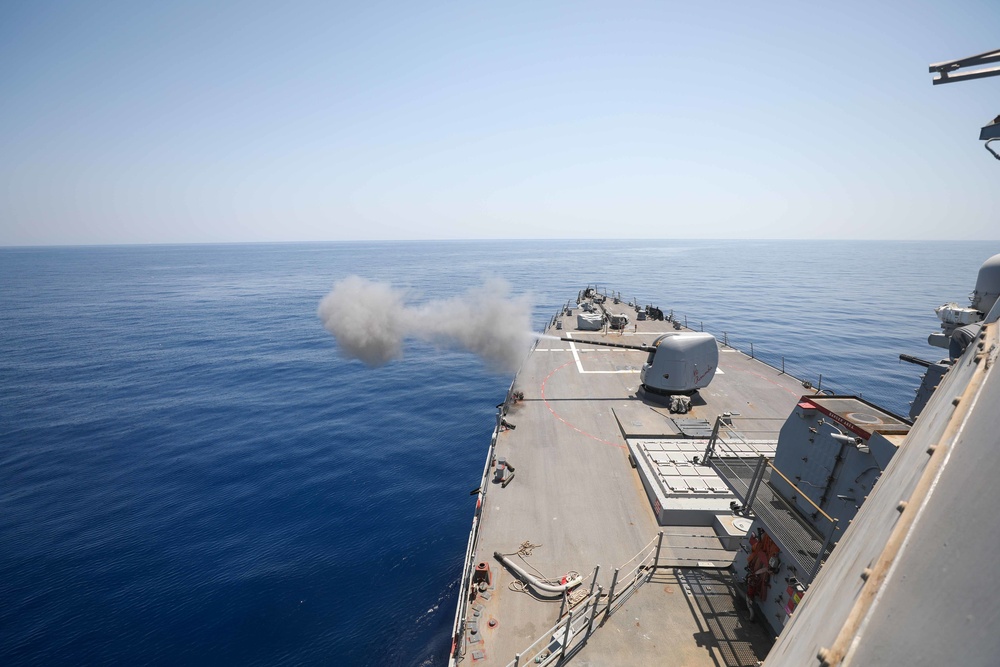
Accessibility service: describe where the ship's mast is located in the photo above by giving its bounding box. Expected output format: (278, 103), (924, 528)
(929, 48), (1000, 160)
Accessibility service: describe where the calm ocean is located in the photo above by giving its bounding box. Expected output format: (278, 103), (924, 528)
(0, 240), (991, 665)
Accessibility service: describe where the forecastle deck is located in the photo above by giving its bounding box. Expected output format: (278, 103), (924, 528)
(450, 295), (821, 667)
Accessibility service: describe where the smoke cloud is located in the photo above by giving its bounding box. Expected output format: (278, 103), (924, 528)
(317, 276), (533, 372)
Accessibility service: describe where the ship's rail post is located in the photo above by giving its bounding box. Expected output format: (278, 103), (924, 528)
(513, 654), (520, 667)
(586, 585), (602, 637)
(818, 373), (823, 392)
(750, 341), (755, 359)
(703, 416), (723, 463)
(603, 568), (620, 621)
(810, 518), (840, 579)
(589, 564), (600, 595)
(654, 531), (664, 569)
(560, 611), (573, 660)
(744, 455), (768, 510)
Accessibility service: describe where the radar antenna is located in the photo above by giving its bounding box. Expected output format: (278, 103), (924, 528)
(929, 48), (1000, 161)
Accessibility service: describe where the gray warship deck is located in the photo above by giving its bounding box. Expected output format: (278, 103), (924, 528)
(454, 304), (819, 666)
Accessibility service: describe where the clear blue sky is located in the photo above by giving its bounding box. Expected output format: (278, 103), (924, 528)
(1, 0), (997, 245)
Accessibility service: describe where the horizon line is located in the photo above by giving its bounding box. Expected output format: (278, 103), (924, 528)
(2, 237), (998, 250)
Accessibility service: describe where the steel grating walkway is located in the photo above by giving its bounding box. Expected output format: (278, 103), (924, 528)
(711, 457), (831, 577)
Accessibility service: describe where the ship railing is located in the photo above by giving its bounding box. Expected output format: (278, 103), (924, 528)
(566, 299), (877, 405)
(707, 444), (840, 580)
(763, 460), (840, 578)
(702, 415), (785, 465)
(667, 308), (893, 403)
(449, 351), (535, 666)
(503, 533), (662, 667)
(449, 332), (544, 666)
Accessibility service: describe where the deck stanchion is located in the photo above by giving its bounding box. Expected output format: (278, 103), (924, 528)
(818, 374), (823, 392)
(514, 654), (520, 667)
(745, 455), (767, 510)
(654, 531), (664, 569)
(811, 519), (840, 579)
(704, 416), (722, 462)
(604, 568), (620, 621)
(586, 586), (602, 637)
(589, 564), (601, 596)
(750, 342), (754, 359)
(559, 589), (567, 618)
(560, 611), (574, 659)
(782, 356), (785, 374)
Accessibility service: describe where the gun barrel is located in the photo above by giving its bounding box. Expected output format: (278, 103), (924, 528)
(559, 337), (655, 353)
(899, 353), (934, 368)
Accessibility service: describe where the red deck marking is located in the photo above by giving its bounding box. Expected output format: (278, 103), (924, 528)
(540, 361), (625, 449)
(746, 368), (802, 397)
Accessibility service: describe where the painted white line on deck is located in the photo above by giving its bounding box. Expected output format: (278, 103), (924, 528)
(536, 348), (635, 352)
(581, 369), (641, 374)
(570, 331), (677, 337)
(560, 334), (644, 374)
(559, 333), (725, 377)
(569, 338), (584, 372)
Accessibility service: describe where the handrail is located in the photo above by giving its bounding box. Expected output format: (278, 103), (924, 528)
(503, 533), (662, 667)
(448, 372), (522, 665)
(449, 331), (546, 666)
(704, 414), (784, 462)
(767, 460), (838, 525)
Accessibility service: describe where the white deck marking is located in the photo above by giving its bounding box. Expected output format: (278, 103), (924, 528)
(564, 333), (643, 374)
(536, 348), (634, 352)
(559, 333), (726, 376)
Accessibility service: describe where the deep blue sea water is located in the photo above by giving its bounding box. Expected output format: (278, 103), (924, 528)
(1, 240), (992, 665)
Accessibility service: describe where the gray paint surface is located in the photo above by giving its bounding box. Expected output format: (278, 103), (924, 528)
(764, 320), (999, 666)
(454, 300), (809, 665)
